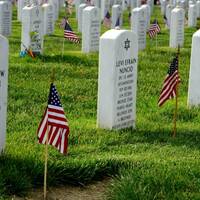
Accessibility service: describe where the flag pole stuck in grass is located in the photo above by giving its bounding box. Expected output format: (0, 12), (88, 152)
(173, 45), (180, 138)
(158, 46), (181, 137)
(37, 70), (70, 200)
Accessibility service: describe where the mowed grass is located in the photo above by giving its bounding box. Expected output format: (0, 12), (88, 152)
(0, 5), (200, 199)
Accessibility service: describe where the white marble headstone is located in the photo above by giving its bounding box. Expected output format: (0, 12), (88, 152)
(111, 4), (122, 28)
(97, 29), (138, 130)
(48, 0), (59, 21)
(169, 6), (185, 48)
(131, 7), (147, 50)
(78, 3), (87, 32)
(17, 0), (30, 21)
(130, 0), (137, 10)
(188, 30), (200, 107)
(21, 5), (44, 54)
(161, 0), (167, 15)
(188, 4), (197, 27)
(0, 35), (8, 153)
(82, 6), (100, 53)
(0, 1), (12, 37)
(42, 3), (54, 35)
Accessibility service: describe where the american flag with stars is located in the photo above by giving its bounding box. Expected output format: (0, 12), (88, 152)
(148, 19), (161, 39)
(37, 83), (70, 154)
(158, 56), (180, 107)
(64, 21), (80, 43)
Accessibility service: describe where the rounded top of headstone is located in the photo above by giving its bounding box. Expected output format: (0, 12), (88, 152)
(83, 6), (96, 11)
(101, 29), (132, 40)
(79, 3), (87, 7)
(132, 7), (142, 12)
(112, 4), (121, 8)
(193, 29), (200, 37)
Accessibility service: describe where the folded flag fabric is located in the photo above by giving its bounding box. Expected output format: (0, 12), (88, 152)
(37, 83), (70, 154)
(64, 21), (80, 43)
(158, 56), (181, 107)
(148, 19), (161, 39)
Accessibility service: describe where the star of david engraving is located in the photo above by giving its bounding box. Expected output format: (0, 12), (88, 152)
(124, 38), (131, 51)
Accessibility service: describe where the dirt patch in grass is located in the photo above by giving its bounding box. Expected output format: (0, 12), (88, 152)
(11, 178), (112, 200)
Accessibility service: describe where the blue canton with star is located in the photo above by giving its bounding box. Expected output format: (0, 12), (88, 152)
(48, 83), (62, 107)
(168, 57), (178, 76)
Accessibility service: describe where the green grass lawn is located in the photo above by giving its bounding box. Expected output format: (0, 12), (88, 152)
(1, 5), (200, 200)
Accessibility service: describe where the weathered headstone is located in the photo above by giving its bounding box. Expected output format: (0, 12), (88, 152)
(188, 4), (197, 27)
(131, 7), (147, 50)
(188, 30), (200, 107)
(0, 35), (8, 153)
(17, 0), (30, 21)
(147, 0), (154, 14)
(101, 0), (110, 20)
(78, 3), (87, 32)
(21, 5), (43, 54)
(169, 6), (185, 48)
(82, 6), (100, 53)
(0, 1), (12, 36)
(97, 29), (138, 130)
(48, 0), (59, 21)
(111, 4), (122, 28)
(42, 3), (54, 35)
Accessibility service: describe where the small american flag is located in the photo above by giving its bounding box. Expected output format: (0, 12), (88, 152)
(158, 56), (180, 107)
(148, 19), (161, 39)
(64, 21), (80, 43)
(103, 11), (111, 28)
(37, 83), (70, 154)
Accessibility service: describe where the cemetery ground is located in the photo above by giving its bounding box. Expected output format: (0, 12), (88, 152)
(1, 5), (200, 200)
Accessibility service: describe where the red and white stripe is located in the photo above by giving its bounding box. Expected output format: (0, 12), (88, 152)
(37, 105), (69, 154)
(64, 30), (80, 43)
(158, 70), (180, 107)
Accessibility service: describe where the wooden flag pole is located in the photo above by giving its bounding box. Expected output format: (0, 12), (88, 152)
(172, 45), (180, 138)
(44, 69), (55, 200)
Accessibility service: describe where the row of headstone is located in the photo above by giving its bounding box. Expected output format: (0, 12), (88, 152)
(0, 1), (12, 37)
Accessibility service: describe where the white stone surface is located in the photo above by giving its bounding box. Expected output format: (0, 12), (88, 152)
(42, 3), (54, 35)
(141, 4), (150, 31)
(197, 0), (200, 18)
(188, 4), (197, 27)
(130, 0), (137, 10)
(0, 35), (8, 153)
(17, 0), (30, 21)
(21, 5), (44, 54)
(161, 0), (167, 15)
(131, 7), (147, 50)
(122, 0), (128, 10)
(101, 0), (110, 20)
(136, 0), (141, 7)
(59, 0), (65, 8)
(147, 0), (154, 14)
(0, 1), (12, 36)
(111, 4), (122, 28)
(82, 6), (100, 53)
(166, 4), (174, 29)
(75, 0), (85, 19)
(48, 0), (59, 21)
(94, 0), (101, 7)
(114, 0), (122, 6)
(78, 3), (87, 32)
(188, 30), (200, 107)
(169, 6), (185, 48)
(97, 29), (138, 130)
